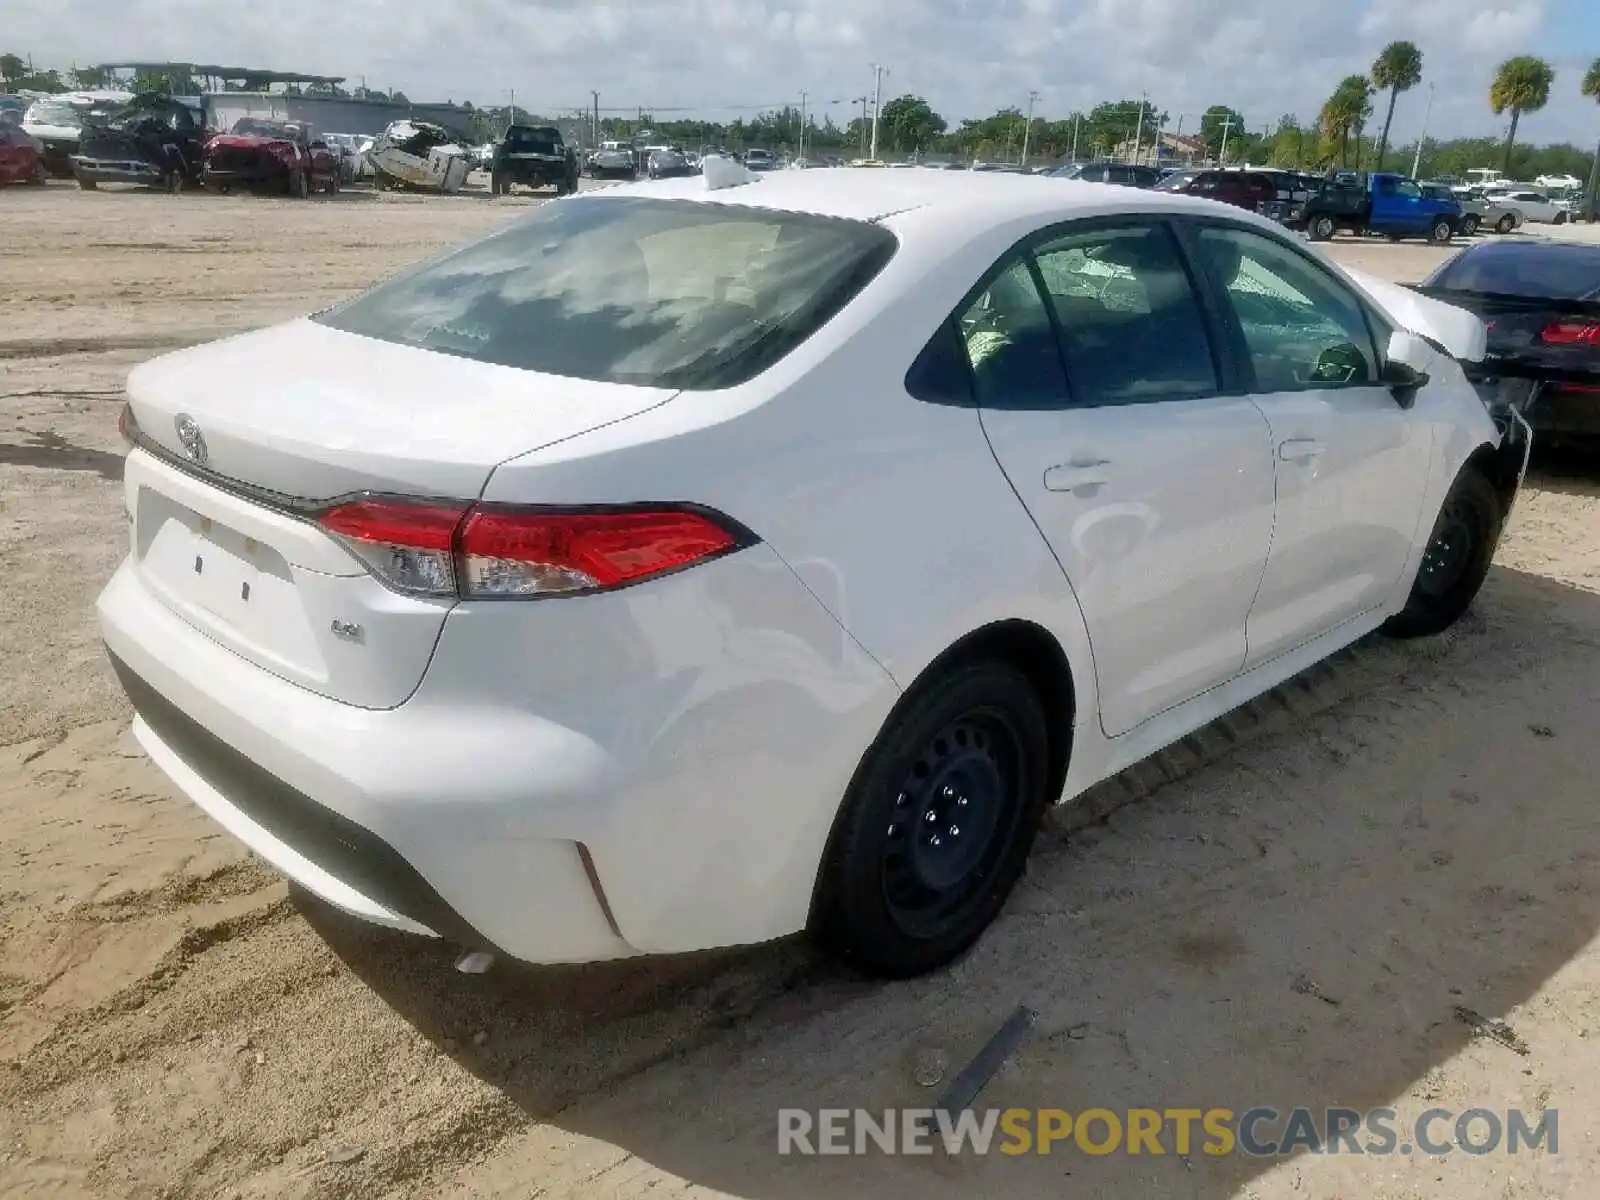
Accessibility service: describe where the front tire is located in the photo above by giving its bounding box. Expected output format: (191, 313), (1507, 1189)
(76, 174), (97, 190)
(1496, 213), (1515, 234)
(1309, 214), (1336, 241)
(1383, 468), (1502, 639)
(811, 660), (1051, 977)
(291, 170), (309, 200)
(1461, 215), (1480, 236)
(1428, 218), (1453, 244)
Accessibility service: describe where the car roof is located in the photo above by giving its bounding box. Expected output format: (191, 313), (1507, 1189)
(584, 167), (1222, 225)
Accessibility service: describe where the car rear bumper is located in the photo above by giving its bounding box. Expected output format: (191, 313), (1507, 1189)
(98, 534), (898, 962)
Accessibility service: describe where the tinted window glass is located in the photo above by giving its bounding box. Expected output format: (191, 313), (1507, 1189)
(1032, 224), (1219, 405)
(315, 197), (896, 389)
(957, 259), (1069, 408)
(1195, 225), (1377, 391)
(1427, 244), (1600, 300)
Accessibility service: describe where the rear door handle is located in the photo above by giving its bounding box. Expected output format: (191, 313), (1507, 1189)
(1277, 438), (1325, 464)
(1044, 459), (1111, 491)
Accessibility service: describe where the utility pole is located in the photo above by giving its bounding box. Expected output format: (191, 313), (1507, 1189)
(798, 91), (807, 162)
(1020, 89), (1040, 166)
(868, 63), (887, 160)
(1131, 91), (1148, 165)
(507, 89), (515, 136)
(856, 95), (869, 157)
(1217, 113), (1236, 165)
(1410, 82), (1435, 178)
(1071, 112), (1080, 162)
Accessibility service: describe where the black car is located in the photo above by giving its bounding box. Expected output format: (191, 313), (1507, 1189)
(490, 125), (579, 196)
(585, 146), (637, 180)
(1418, 240), (1600, 444)
(646, 148), (695, 180)
(71, 94), (207, 192)
(1050, 162), (1162, 188)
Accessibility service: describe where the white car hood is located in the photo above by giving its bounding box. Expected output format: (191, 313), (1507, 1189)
(1342, 265), (1487, 363)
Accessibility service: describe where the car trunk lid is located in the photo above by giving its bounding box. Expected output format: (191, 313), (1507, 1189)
(123, 319), (678, 708)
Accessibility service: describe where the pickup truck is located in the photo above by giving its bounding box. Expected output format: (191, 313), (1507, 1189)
(1295, 171), (1461, 244)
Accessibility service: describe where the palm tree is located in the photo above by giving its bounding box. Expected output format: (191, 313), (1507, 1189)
(1371, 41), (1423, 170)
(1490, 56), (1555, 174)
(1583, 59), (1600, 221)
(1319, 75), (1374, 168)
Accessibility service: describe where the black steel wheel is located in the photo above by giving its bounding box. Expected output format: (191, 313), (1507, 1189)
(1383, 468), (1502, 639)
(812, 660), (1052, 977)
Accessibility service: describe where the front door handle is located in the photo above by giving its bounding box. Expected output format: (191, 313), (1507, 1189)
(1278, 438), (1325, 464)
(1044, 459), (1111, 491)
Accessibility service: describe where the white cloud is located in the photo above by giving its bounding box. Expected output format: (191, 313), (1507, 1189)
(7, 0), (1595, 144)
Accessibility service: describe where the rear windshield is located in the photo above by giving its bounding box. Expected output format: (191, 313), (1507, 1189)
(507, 127), (560, 151)
(314, 196), (897, 389)
(1428, 244), (1600, 300)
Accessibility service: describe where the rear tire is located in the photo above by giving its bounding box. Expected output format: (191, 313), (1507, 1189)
(28, 162), (47, 186)
(76, 174), (97, 190)
(811, 660), (1051, 978)
(291, 170), (309, 200)
(1382, 468), (1501, 639)
(1461, 215), (1480, 236)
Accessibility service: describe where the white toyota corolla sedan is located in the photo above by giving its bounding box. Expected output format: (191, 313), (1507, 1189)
(100, 164), (1528, 978)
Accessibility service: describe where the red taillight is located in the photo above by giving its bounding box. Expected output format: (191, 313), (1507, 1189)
(316, 499), (746, 599)
(1540, 320), (1600, 345)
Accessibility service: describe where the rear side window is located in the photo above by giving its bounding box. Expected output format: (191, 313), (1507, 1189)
(957, 260), (1069, 408)
(314, 197), (896, 389)
(1032, 224), (1220, 405)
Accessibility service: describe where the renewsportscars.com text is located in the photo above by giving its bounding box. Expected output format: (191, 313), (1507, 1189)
(777, 1107), (1558, 1157)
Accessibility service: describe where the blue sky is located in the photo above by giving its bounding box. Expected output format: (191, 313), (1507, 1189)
(9, 0), (1600, 146)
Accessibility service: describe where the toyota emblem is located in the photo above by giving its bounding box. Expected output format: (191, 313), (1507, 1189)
(174, 413), (208, 466)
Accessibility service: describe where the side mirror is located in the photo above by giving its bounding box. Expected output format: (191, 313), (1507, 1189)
(1382, 330), (1434, 406)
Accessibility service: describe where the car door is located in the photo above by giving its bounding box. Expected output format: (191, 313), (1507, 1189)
(1183, 220), (1432, 666)
(966, 220), (1276, 737)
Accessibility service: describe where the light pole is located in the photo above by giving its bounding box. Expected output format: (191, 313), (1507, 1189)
(1217, 113), (1235, 165)
(869, 63), (887, 160)
(1131, 90), (1148, 164)
(1020, 89), (1040, 166)
(798, 91), (808, 163)
(1410, 82), (1435, 178)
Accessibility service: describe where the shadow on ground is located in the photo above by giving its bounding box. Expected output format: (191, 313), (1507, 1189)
(308, 562), (1600, 1197)
(0, 432), (124, 481)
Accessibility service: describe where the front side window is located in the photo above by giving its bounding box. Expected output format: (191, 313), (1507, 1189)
(1193, 225), (1378, 392)
(314, 196), (896, 390)
(1032, 224), (1220, 405)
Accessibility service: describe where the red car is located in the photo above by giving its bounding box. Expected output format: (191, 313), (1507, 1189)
(1154, 168), (1278, 212)
(202, 117), (341, 198)
(0, 123), (46, 186)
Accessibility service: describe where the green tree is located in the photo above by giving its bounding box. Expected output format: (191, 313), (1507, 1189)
(1490, 55), (1555, 173)
(879, 94), (946, 153)
(1320, 74), (1374, 168)
(1584, 56), (1600, 106)
(1370, 40), (1423, 169)
(69, 65), (108, 89)
(1266, 114), (1308, 167)
(1199, 105), (1246, 162)
(0, 53), (23, 85)
(1085, 98), (1162, 158)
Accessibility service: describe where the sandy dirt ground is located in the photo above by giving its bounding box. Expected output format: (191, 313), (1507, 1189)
(2, 180), (1599, 1199)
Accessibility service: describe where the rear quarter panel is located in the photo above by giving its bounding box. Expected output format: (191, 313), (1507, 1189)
(482, 205), (1108, 741)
